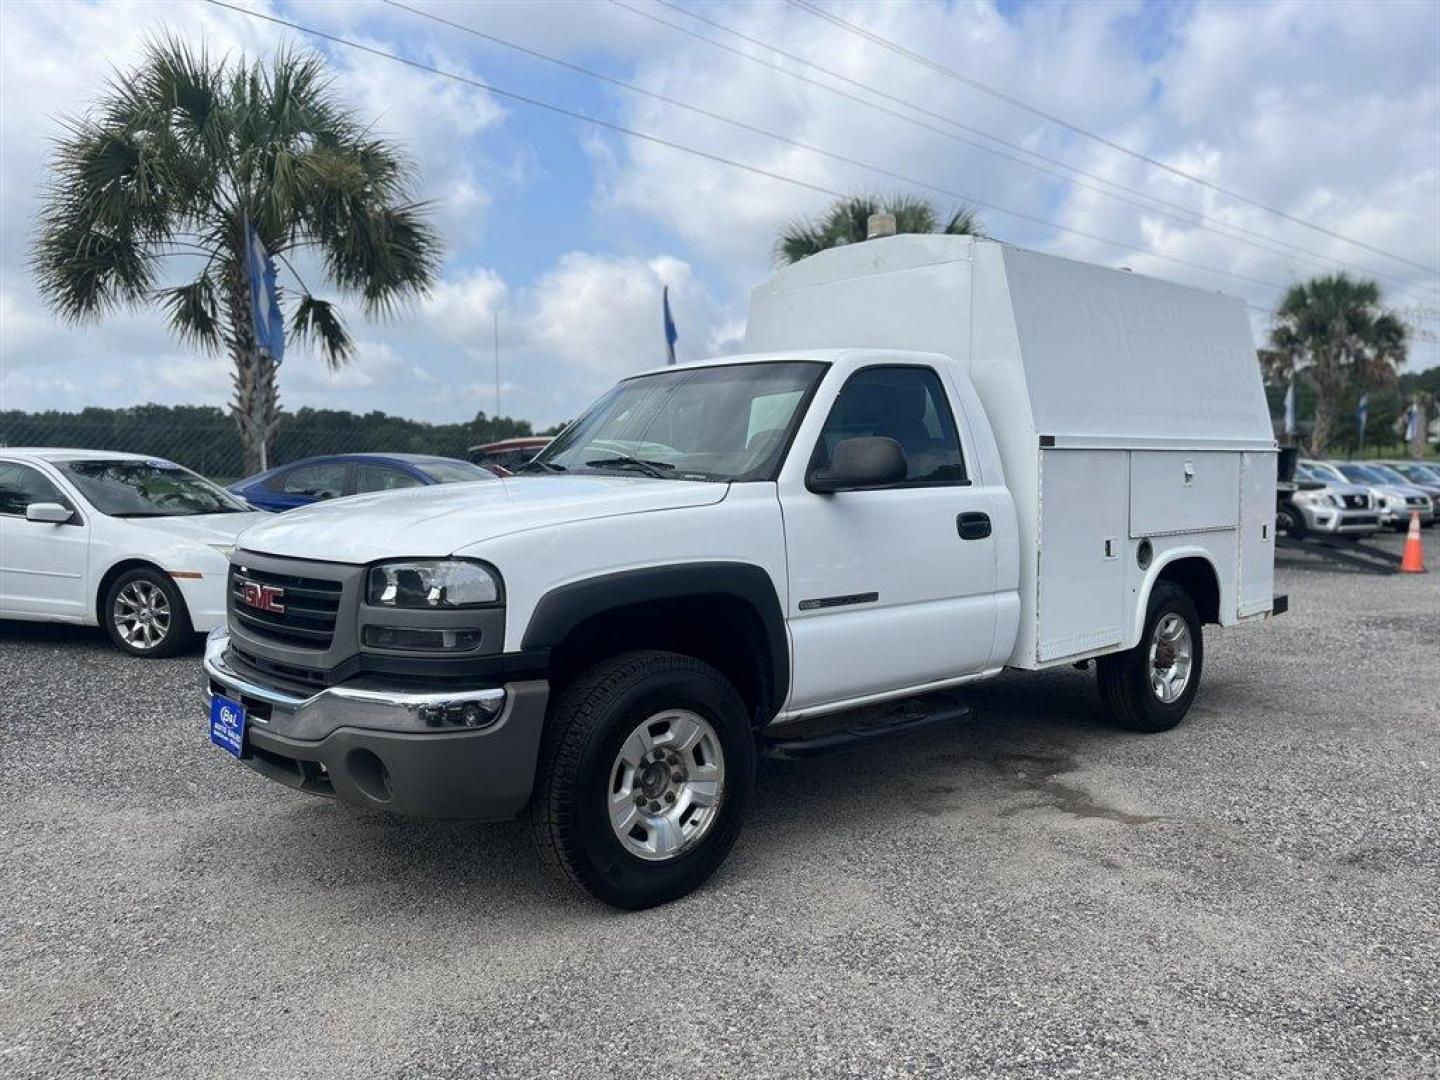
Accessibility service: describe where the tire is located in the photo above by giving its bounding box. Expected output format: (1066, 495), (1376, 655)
(103, 567), (193, 658)
(1095, 580), (1204, 734)
(1276, 501), (1304, 538)
(530, 650), (755, 909)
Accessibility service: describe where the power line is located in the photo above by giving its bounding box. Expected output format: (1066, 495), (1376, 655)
(786, 0), (1440, 278)
(204, 0), (847, 204)
(373, 0), (1289, 294)
(623, 0), (1434, 297)
(209, 0), (1296, 322)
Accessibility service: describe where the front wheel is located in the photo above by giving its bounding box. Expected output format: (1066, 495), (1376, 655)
(1095, 581), (1204, 733)
(1276, 501), (1304, 538)
(530, 650), (755, 909)
(103, 567), (193, 658)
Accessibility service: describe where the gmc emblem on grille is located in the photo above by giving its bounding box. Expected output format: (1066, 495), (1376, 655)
(240, 581), (285, 614)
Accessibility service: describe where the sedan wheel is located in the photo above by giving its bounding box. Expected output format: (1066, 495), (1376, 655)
(113, 579), (172, 651)
(104, 567), (193, 658)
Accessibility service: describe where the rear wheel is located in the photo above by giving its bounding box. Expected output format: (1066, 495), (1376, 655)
(103, 567), (192, 658)
(530, 650), (755, 909)
(1096, 581), (1203, 733)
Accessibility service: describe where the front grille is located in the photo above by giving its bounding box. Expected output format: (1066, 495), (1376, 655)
(1406, 497), (1426, 507)
(229, 645), (333, 693)
(230, 565), (343, 649)
(1344, 494), (1368, 509)
(1346, 515), (1379, 526)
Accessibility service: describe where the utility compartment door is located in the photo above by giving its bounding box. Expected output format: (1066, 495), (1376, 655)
(1236, 450), (1277, 616)
(1036, 450), (1128, 662)
(1129, 451), (1240, 537)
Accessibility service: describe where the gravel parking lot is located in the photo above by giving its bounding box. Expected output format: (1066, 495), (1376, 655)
(2, 530), (1437, 1079)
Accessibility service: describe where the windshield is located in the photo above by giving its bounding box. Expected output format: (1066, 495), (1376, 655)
(534, 361), (825, 481)
(1397, 463), (1440, 483)
(1366, 464), (1411, 485)
(416, 460), (496, 483)
(1338, 464), (1388, 485)
(60, 459), (249, 517)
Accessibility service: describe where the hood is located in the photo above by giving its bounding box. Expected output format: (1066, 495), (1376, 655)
(235, 474), (729, 563)
(126, 511), (271, 545)
(1310, 482), (1370, 497)
(1371, 484), (1428, 500)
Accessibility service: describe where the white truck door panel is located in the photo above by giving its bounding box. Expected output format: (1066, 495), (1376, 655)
(779, 362), (999, 711)
(783, 486), (999, 708)
(1036, 450), (1128, 662)
(1237, 451), (1277, 617)
(1129, 451), (1240, 536)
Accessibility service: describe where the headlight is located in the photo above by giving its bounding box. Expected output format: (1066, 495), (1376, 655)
(366, 559), (501, 608)
(1326, 493), (1344, 508)
(209, 543), (236, 558)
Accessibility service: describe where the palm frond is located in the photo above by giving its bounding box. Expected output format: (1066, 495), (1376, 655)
(289, 293), (353, 368)
(943, 204), (984, 237)
(156, 271), (222, 351)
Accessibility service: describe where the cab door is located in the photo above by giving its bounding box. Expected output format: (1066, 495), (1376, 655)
(777, 364), (999, 711)
(0, 460), (90, 619)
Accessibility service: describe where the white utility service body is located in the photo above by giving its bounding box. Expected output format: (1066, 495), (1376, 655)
(747, 235), (1280, 672)
(204, 234), (1282, 908)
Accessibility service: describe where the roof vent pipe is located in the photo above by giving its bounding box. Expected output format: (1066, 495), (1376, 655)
(866, 212), (897, 240)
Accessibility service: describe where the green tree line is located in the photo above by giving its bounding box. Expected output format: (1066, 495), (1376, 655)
(1264, 366), (1440, 458)
(0, 404), (554, 481)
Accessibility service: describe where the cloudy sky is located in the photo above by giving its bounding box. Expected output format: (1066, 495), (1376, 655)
(1, 0), (1437, 429)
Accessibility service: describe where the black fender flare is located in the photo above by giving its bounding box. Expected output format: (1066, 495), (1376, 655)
(520, 562), (789, 713)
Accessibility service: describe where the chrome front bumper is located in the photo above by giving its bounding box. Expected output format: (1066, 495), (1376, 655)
(203, 628), (509, 740)
(203, 628), (550, 820)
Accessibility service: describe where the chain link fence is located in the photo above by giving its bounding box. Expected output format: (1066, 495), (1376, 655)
(0, 406), (543, 483)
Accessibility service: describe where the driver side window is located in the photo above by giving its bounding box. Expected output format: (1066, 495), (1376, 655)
(0, 462), (72, 517)
(279, 462), (349, 499)
(812, 366), (967, 486)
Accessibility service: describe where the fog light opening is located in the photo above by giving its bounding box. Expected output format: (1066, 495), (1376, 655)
(346, 748), (392, 803)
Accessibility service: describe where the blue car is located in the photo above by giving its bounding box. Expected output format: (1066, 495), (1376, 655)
(230, 453), (496, 512)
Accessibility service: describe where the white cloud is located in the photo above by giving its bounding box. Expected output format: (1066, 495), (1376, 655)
(593, 0), (1437, 368)
(3, 0), (1437, 432)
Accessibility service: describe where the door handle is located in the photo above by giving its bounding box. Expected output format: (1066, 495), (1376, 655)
(957, 512), (991, 540)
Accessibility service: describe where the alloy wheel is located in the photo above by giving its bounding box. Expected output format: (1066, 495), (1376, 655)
(606, 709), (726, 862)
(113, 579), (172, 651)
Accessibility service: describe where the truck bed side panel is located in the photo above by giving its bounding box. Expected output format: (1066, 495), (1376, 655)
(1036, 449), (1128, 663)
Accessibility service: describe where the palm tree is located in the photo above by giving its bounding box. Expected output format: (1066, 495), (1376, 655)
(776, 194), (983, 265)
(33, 36), (440, 473)
(1265, 274), (1407, 456)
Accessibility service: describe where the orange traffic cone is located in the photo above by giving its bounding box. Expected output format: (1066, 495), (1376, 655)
(1400, 510), (1426, 573)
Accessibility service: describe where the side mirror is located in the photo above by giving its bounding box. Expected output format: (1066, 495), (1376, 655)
(807, 436), (908, 494)
(26, 502), (73, 524)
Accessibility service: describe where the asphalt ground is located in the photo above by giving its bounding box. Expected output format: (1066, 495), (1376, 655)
(2, 528), (1437, 1079)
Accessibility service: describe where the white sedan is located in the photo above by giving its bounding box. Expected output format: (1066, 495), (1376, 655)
(0, 448), (268, 657)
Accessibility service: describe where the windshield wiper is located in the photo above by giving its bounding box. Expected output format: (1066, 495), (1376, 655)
(584, 456), (674, 478)
(517, 459), (566, 474)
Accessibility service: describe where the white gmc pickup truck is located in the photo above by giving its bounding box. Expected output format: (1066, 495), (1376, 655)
(206, 236), (1285, 908)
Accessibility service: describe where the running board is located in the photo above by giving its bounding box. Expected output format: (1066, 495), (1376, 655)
(761, 692), (972, 760)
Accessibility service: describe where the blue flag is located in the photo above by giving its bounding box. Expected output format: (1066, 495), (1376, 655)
(662, 285), (678, 365)
(1356, 393), (1368, 447)
(246, 222), (285, 365)
(1283, 378), (1296, 436)
(1404, 400), (1418, 444)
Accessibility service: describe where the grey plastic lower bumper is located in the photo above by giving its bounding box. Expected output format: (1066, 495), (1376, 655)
(204, 629), (550, 821)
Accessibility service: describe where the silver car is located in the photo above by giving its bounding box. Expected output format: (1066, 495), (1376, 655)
(1285, 464), (1380, 536)
(1306, 460), (1435, 529)
(1371, 461), (1440, 510)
